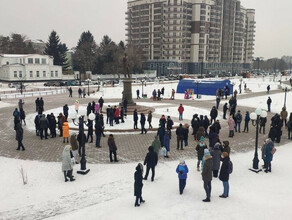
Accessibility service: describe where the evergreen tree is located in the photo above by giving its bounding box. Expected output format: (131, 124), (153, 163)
(73, 31), (97, 74)
(45, 30), (68, 70)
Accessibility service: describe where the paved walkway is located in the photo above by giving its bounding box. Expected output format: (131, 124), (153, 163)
(0, 87), (290, 164)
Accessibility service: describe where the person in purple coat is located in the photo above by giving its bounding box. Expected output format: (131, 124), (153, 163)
(176, 160), (189, 194)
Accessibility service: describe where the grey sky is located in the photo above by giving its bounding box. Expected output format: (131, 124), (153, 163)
(0, 0), (291, 59)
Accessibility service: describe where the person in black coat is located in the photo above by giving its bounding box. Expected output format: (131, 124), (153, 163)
(133, 109), (138, 129)
(208, 126), (217, 150)
(191, 114), (199, 139)
(77, 132), (87, 155)
(143, 146), (158, 181)
(87, 103), (92, 116)
(35, 97), (40, 112)
(39, 97), (44, 114)
(108, 134), (118, 162)
(86, 119), (93, 143)
(98, 97), (104, 113)
(15, 122), (25, 151)
(216, 96), (220, 109)
(140, 113), (147, 134)
(94, 122), (103, 148)
(203, 116), (209, 137)
(210, 106), (218, 124)
(39, 114), (49, 139)
(63, 104), (69, 120)
(219, 152), (230, 198)
(106, 105), (111, 124)
(259, 116), (267, 134)
(223, 103), (228, 120)
(183, 124), (189, 147)
(49, 113), (57, 138)
(134, 163), (145, 207)
(166, 116), (174, 131)
(176, 124), (184, 150)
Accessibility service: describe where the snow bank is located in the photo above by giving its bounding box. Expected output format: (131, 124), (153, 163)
(0, 143), (291, 219)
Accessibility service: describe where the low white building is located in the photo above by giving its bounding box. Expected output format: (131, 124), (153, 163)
(0, 54), (62, 82)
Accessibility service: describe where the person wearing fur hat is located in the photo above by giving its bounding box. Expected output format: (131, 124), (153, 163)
(196, 136), (208, 171)
(211, 143), (222, 177)
(62, 145), (75, 182)
(219, 152), (230, 198)
(202, 151), (213, 202)
(134, 163), (145, 207)
(222, 141), (230, 156)
(143, 146), (158, 181)
(176, 160), (189, 195)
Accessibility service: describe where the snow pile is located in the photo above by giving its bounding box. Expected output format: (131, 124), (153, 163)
(0, 143), (291, 219)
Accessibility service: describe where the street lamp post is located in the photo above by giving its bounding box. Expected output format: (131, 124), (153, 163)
(284, 87), (288, 108)
(249, 108), (267, 173)
(70, 110), (95, 175)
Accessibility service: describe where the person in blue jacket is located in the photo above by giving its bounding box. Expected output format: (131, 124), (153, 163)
(264, 140), (274, 173)
(176, 160), (189, 194)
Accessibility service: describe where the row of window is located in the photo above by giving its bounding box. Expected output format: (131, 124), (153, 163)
(27, 58), (47, 64)
(13, 70), (58, 78)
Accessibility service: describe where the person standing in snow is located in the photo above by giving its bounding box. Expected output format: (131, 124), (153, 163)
(210, 106), (218, 124)
(183, 123), (189, 147)
(280, 107), (288, 127)
(108, 134), (118, 162)
(267, 97), (272, 112)
(157, 124), (165, 147)
(62, 122), (70, 143)
(143, 146), (158, 181)
(228, 115), (235, 138)
(133, 109), (138, 129)
(176, 124), (184, 150)
(211, 143), (222, 178)
(234, 110), (242, 133)
(196, 136), (208, 171)
(15, 122), (25, 151)
(70, 133), (79, 164)
(62, 145), (75, 182)
(223, 103), (228, 120)
(163, 130), (171, 158)
(140, 113), (147, 134)
(219, 152), (230, 198)
(152, 136), (161, 156)
(134, 163), (145, 207)
(259, 116), (267, 134)
(176, 160), (189, 195)
(216, 96), (221, 109)
(243, 111), (250, 133)
(98, 97), (104, 113)
(178, 104), (184, 121)
(264, 139), (274, 173)
(147, 111), (153, 129)
(191, 114), (199, 140)
(201, 150), (213, 202)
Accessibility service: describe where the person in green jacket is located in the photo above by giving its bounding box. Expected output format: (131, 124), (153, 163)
(151, 136), (161, 155)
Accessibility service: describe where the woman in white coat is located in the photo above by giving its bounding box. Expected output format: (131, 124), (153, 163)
(62, 145), (75, 182)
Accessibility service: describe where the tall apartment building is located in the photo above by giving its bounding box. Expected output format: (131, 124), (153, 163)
(126, 0), (255, 75)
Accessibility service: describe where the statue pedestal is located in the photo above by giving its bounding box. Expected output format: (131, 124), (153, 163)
(121, 78), (136, 106)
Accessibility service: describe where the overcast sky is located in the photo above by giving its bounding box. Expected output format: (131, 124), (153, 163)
(0, 0), (291, 59)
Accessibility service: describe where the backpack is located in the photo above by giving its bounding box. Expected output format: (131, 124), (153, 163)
(271, 147), (277, 155)
(228, 160), (233, 174)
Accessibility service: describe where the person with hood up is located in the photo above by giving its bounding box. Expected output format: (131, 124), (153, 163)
(143, 146), (158, 181)
(140, 113), (147, 134)
(196, 136), (208, 171)
(176, 160), (189, 195)
(152, 136), (161, 156)
(75, 100), (79, 113)
(228, 115), (235, 138)
(219, 152), (230, 198)
(108, 134), (118, 162)
(70, 133), (79, 164)
(163, 130), (171, 158)
(62, 121), (70, 143)
(243, 111), (250, 133)
(62, 145), (75, 182)
(211, 143), (222, 177)
(15, 122), (25, 151)
(201, 148), (211, 171)
(201, 149), (213, 202)
(134, 163), (145, 207)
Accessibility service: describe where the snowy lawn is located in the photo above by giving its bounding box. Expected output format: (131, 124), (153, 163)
(0, 143), (291, 219)
(237, 91), (292, 114)
(0, 101), (13, 109)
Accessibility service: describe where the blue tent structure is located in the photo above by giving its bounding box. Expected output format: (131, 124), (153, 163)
(176, 79), (233, 96)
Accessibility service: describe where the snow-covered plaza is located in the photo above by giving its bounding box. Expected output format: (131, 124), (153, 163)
(0, 76), (292, 220)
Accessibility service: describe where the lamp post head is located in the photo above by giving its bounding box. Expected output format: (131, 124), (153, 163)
(255, 108), (262, 116)
(250, 112), (257, 120)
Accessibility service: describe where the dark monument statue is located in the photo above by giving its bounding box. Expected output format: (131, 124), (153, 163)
(122, 53), (135, 105)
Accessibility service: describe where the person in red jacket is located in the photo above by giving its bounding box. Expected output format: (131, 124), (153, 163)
(114, 106), (120, 124)
(178, 104), (184, 121)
